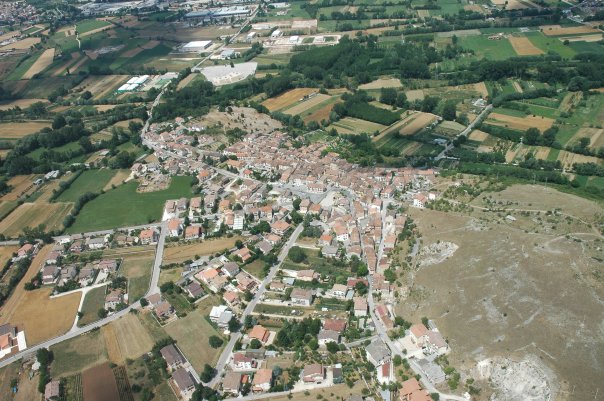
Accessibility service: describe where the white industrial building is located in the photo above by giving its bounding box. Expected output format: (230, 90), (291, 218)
(182, 40), (213, 52)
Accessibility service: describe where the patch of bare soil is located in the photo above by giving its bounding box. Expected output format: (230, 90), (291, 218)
(417, 241), (458, 267)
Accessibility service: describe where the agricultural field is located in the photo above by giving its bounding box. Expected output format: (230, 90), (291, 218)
(398, 112), (439, 136)
(55, 169), (117, 202)
(262, 88), (318, 112)
(73, 75), (129, 100)
(0, 121), (50, 140)
(0, 202), (73, 237)
(66, 176), (193, 233)
(524, 31), (577, 58)
(22, 48), (55, 79)
(329, 117), (386, 135)
(82, 363), (120, 401)
(164, 308), (225, 373)
(162, 236), (242, 265)
(77, 19), (113, 36)
(0, 98), (49, 111)
(78, 285), (108, 327)
(485, 111), (554, 132)
(0, 245), (18, 269)
(282, 93), (332, 116)
(508, 35), (544, 56)
(460, 35), (517, 60)
(102, 313), (154, 364)
(540, 24), (602, 36)
(0, 175), (40, 201)
(358, 77), (403, 90)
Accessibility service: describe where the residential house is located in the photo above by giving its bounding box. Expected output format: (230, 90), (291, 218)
(222, 262), (240, 278)
(409, 324), (429, 345)
(413, 194), (428, 209)
(399, 378), (432, 401)
(302, 364), (325, 384)
(168, 218), (183, 237)
(236, 271), (256, 292)
(98, 259), (119, 274)
(42, 265), (59, 285)
(105, 289), (124, 309)
(222, 372), (243, 395)
(160, 344), (186, 371)
(290, 288), (313, 306)
(155, 300), (175, 319)
(296, 269), (317, 282)
(233, 352), (255, 369)
(270, 220), (290, 236)
(249, 325), (270, 344)
(321, 245), (338, 258)
(366, 339), (391, 367)
(330, 283), (348, 299)
(78, 267), (95, 286)
(323, 318), (347, 333)
(45, 250), (61, 265)
(223, 291), (240, 307)
(184, 225), (202, 240)
(233, 247), (252, 263)
(17, 243), (34, 258)
(185, 281), (204, 299)
(86, 237), (105, 250)
(318, 329), (340, 345)
(252, 368), (273, 392)
(353, 297), (368, 317)
(172, 368), (196, 399)
(255, 240), (273, 254)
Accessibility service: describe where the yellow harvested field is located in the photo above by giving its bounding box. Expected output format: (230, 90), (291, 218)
(0, 31), (19, 42)
(541, 25), (601, 36)
(487, 113), (554, 131)
(0, 246), (18, 269)
(303, 101), (337, 123)
(262, 88), (318, 111)
(559, 91), (582, 112)
(417, 9), (430, 18)
(79, 25), (112, 38)
(464, 4), (487, 13)
(103, 169), (131, 190)
(177, 73), (197, 90)
(557, 150), (603, 169)
(558, 34), (603, 42)
(283, 94), (331, 115)
(468, 129), (489, 141)
(358, 78), (403, 90)
(405, 89), (424, 101)
(163, 236), (243, 265)
(1, 174), (39, 201)
(509, 36), (543, 56)
(473, 82), (489, 97)
(22, 48), (55, 79)
(0, 37), (40, 51)
(0, 121), (50, 139)
(74, 75), (128, 100)
(512, 81), (524, 93)
(399, 112), (439, 136)
(0, 99), (49, 111)
(331, 117), (387, 135)
(0, 202), (73, 237)
(102, 313), (153, 364)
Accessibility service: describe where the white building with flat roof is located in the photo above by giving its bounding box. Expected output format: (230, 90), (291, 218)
(182, 40), (213, 52)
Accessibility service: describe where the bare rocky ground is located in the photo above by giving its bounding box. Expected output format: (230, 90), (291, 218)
(396, 184), (604, 401)
(196, 106), (283, 136)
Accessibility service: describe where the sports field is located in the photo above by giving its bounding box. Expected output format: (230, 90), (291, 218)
(66, 176), (193, 233)
(0, 202), (73, 237)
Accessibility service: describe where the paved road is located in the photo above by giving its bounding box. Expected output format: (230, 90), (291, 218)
(434, 104), (493, 161)
(148, 221), (168, 295)
(207, 223), (304, 388)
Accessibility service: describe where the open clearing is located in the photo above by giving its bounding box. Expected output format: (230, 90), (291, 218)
(405, 89), (425, 101)
(303, 101), (337, 123)
(540, 25), (601, 36)
(102, 313), (153, 364)
(0, 98), (49, 111)
(509, 36), (544, 56)
(78, 285), (107, 327)
(164, 308), (224, 373)
(400, 112), (439, 136)
(262, 88), (318, 111)
(486, 112), (554, 131)
(0, 121), (50, 139)
(0, 202), (73, 237)
(22, 48), (55, 79)
(117, 248), (155, 302)
(0, 37), (40, 51)
(163, 236), (242, 265)
(557, 150), (603, 169)
(103, 169), (131, 190)
(397, 184), (603, 401)
(0, 246), (18, 269)
(73, 75), (128, 100)
(358, 77), (403, 90)
(570, 127), (604, 149)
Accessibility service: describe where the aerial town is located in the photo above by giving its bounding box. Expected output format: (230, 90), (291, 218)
(0, 0), (602, 400)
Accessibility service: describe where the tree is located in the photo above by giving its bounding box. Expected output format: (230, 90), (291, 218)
(200, 364), (217, 383)
(52, 115), (67, 130)
(293, 198), (302, 210)
(326, 342), (340, 353)
(380, 87), (397, 106)
(393, 355), (402, 366)
(442, 101), (456, 121)
(209, 335), (224, 348)
(356, 264), (368, 277)
(288, 246), (306, 263)
(524, 128), (540, 145)
(249, 338), (262, 349)
(98, 308), (108, 318)
(228, 317), (241, 332)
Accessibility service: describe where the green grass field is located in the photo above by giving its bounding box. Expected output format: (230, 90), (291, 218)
(525, 31), (577, 59)
(460, 35), (517, 60)
(5, 51), (43, 81)
(28, 140), (82, 160)
(50, 330), (108, 377)
(119, 250), (155, 302)
(66, 176), (193, 233)
(78, 285), (107, 327)
(568, 41), (604, 55)
(164, 309), (225, 374)
(76, 19), (112, 34)
(55, 169), (116, 202)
